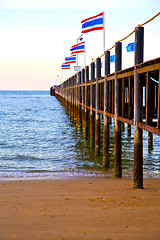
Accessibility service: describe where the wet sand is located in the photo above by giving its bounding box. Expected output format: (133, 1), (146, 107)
(0, 177), (160, 240)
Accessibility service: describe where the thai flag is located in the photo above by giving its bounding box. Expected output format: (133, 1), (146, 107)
(70, 41), (85, 55)
(65, 54), (76, 64)
(81, 12), (104, 33)
(61, 63), (70, 69)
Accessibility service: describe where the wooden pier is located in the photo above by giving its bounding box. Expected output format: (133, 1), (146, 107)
(51, 26), (160, 188)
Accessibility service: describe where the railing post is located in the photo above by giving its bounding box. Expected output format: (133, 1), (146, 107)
(134, 26), (144, 189)
(95, 57), (101, 156)
(90, 62), (95, 148)
(114, 41), (122, 178)
(103, 51), (110, 167)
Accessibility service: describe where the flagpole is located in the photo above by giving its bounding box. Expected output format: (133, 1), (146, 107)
(103, 11), (105, 53)
(77, 39), (79, 70)
(76, 34), (84, 71)
(84, 41), (86, 67)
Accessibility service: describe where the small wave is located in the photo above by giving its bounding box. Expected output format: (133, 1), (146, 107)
(26, 170), (53, 173)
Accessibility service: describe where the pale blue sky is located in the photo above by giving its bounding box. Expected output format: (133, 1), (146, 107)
(0, 0), (159, 90)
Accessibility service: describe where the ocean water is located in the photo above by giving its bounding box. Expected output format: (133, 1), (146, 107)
(0, 90), (159, 179)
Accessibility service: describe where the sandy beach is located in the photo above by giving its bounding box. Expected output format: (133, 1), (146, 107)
(0, 177), (160, 240)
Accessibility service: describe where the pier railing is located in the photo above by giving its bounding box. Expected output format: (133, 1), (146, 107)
(51, 22), (160, 189)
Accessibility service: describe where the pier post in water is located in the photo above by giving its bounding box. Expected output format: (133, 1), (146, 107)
(71, 76), (74, 122)
(95, 57), (101, 156)
(75, 74), (78, 124)
(114, 41), (122, 178)
(158, 69), (160, 129)
(103, 51), (110, 167)
(134, 26), (144, 189)
(90, 62), (95, 148)
(77, 71), (81, 130)
(84, 66), (89, 139)
(68, 77), (72, 121)
(146, 72), (153, 152)
(127, 76), (132, 136)
(81, 68), (85, 135)
(73, 75), (77, 124)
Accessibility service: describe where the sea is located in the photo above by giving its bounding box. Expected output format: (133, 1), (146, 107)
(0, 90), (159, 180)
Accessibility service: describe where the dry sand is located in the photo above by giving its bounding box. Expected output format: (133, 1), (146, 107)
(0, 177), (160, 240)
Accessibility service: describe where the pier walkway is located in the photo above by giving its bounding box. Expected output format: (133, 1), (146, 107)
(51, 24), (160, 189)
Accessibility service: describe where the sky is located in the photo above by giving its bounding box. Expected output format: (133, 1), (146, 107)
(0, 0), (160, 90)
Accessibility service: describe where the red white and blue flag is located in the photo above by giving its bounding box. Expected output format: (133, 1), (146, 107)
(81, 12), (104, 33)
(61, 63), (70, 69)
(65, 54), (76, 64)
(70, 41), (85, 55)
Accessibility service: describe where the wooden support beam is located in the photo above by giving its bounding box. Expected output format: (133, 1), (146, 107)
(83, 66), (89, 139)
(146, 71), (153, 151)
(157, 70), (160, 129)
(95, 58), (101, 156)
(127, 76), (131, 136)
(121, 77), (125, 131)
(114, 41), (122, 178)
(134, 26), (144, 189)
(103, 51), (110, 168)
(90, 62), (95, 148)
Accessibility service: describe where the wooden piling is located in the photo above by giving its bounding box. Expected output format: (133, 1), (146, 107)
(121, 77), (125, 131)
(73, 75), (77, 124)
(50, 86), (55, 96)
(114, 41), (122, 178)
(146, 72), (153, 151)
(70, 77), (74, 122)
(127, 76), (132, 136)
(103, 51), (110, 168)
(157, 70), (160, 129)
(90, 62), (95, 148)
(77, 72), (81, 130)
(134, 26), (144, 189)
(81, 69), (86, 136)
(83, 66), (89, 139)
(95, 58), (101, 156)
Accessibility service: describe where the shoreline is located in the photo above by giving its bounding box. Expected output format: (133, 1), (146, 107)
(0, 168), (159, 182)
(0, 173), (159, 182)
(0, 177), (160, 240)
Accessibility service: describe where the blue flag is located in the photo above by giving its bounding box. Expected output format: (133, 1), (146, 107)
(126, 42), (135, 52)
(110, 55), (115, 62)
(95, 63), (103, 68)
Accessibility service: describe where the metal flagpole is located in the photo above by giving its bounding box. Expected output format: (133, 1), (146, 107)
(62, 69), (63, 84)
(103, 12), (105, 53)
(77, 39), (79, 70)
(84, 41), (86, 67)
